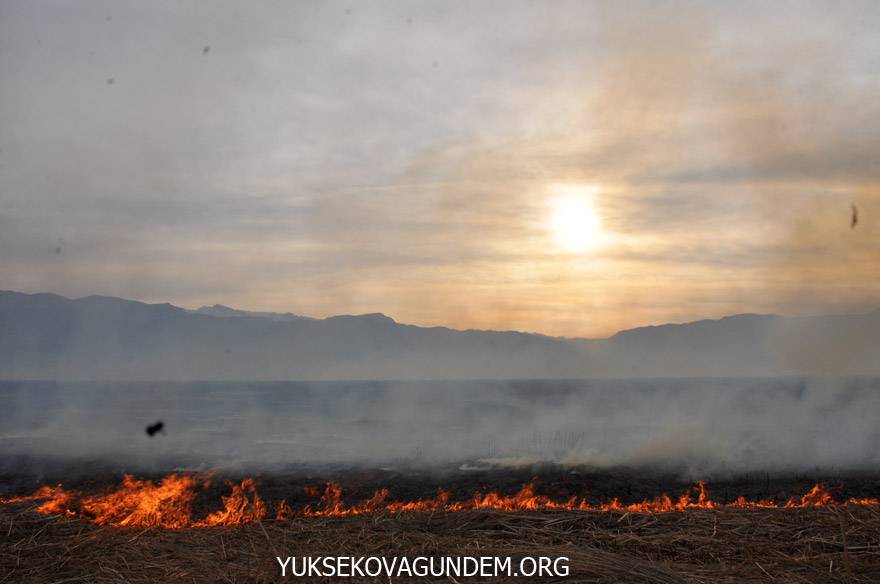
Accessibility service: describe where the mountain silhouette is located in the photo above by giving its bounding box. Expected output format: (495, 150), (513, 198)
(1, 291), (878, 380)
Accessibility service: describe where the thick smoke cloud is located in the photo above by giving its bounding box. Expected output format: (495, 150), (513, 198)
(3, 378), (878, 478)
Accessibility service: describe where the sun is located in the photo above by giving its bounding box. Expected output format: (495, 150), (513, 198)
(548, 185), (605, 252)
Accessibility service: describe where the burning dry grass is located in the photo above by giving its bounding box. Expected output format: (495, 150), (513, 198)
(3, 501), (880, 583)
(1, 474), (878, 529)
(3, 474), (880, 582)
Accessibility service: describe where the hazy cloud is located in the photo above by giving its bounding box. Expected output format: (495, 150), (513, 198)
(1, 0), (878, 336)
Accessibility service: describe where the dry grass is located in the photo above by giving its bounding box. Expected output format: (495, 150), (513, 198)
(2, 503), (880, 583)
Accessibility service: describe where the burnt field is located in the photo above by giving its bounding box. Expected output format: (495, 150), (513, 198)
(3, 465), (880, 583)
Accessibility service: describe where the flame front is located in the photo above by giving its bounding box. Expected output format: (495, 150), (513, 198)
(2, 476), (877, 529)
(196, 478), (266, 527)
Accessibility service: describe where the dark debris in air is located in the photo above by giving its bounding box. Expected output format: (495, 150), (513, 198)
(145, 421), (165, 437)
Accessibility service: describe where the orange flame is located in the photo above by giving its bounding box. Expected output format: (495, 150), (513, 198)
(785, 483), (834, 508)
(0, 484), (65, 504)
(14, 475), (202, 527)
(2, 476), (876, 529)
(196, 478), (266, 527)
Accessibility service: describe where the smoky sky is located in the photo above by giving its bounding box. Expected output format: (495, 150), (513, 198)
(1, 0), (879, 337)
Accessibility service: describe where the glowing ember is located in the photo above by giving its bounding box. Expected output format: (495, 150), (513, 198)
(2, 476), (877, 529)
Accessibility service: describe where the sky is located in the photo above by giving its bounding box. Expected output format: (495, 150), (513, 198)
(1, 0), (878, 338)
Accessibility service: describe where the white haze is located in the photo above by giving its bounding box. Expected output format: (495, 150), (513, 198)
(2, 378), (878, 478)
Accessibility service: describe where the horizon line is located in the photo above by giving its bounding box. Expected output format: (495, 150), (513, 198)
(3, 288), (878, 343)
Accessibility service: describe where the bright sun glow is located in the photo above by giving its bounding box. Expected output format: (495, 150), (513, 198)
(549, 185), (605, 252)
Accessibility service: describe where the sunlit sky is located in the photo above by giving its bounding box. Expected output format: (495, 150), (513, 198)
(1, 1), (878, 338)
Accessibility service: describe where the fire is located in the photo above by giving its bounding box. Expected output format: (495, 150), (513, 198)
(471, 482), (579, 511)
(845, 497), (880, 506)
(81, 474), (199, 528)
(0, 484), (65, 504)
(727, 496), (777, 509)
(385, 490), (450, 513)
(786, 483), (834, 508)
(275, 498), (293, 521)
(2, 476), (877, 529)
(6, 474), (203, 528)
(196, 478), (266, 527)
(303, 484), (391, 516)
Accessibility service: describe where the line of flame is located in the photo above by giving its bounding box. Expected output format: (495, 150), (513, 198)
(2, 476), (877, 528)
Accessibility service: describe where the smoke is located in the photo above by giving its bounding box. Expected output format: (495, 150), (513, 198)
(1, 3), (878, 482)
(2, 2), (878, 337)
(368, 1), (880, 336)
(3, 378), (879, 479)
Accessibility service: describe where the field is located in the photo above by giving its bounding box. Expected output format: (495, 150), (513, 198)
(3, 467), (880, 583)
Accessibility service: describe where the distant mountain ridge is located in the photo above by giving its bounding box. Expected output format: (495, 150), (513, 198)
(191, 304), (315, 322)
(1, 290), (878, 380)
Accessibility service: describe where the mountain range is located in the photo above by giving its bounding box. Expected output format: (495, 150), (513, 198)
(1, 290), (878, 380)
